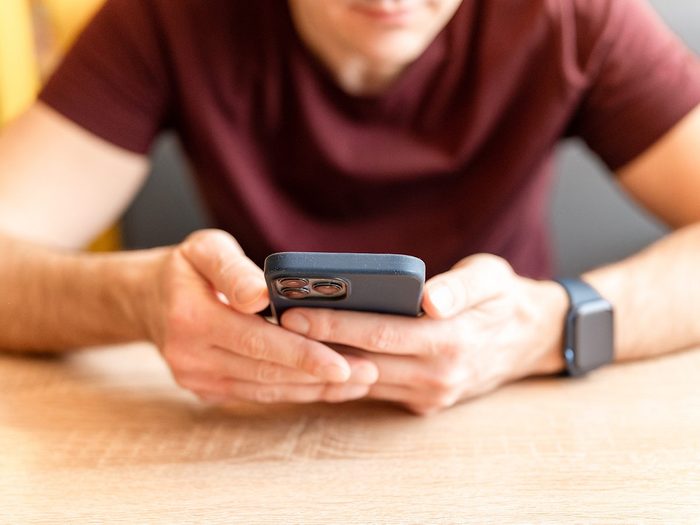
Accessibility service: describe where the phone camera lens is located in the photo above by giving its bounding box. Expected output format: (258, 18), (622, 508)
(312, 281), (345, 297)
(278, 278), (309, 288)
(280, 287), (310, 299)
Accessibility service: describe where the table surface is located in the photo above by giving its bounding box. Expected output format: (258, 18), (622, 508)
(1, 343), (699, 524)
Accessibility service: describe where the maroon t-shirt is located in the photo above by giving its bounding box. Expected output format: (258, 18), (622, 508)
(40, 0), (700, 278)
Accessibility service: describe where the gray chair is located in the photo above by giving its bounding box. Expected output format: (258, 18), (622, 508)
(123, 1), (700, 276)
(552, 1), (700, 275)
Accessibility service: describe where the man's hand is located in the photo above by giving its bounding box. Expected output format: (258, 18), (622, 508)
(145, 229), (379, 404)
(280, 254), (567, 415)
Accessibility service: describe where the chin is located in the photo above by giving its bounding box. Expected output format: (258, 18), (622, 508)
(352, 32), (429, 65)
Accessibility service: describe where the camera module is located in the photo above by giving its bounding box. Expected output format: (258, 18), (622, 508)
(280, 287), (310, 299)
(312, 281), (345, 297)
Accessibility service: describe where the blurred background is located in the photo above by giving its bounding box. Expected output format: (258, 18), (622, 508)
(2, 1), (698, 275)
(550, 1), (700, 275)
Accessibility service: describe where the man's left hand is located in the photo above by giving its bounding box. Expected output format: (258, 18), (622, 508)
(281, 254), (567, 415)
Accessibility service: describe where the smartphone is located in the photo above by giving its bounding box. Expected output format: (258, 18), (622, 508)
(264, 252), (425, 320)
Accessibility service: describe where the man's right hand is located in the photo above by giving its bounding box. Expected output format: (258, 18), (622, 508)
(145, 229), (379, 404)
(0, 105), (376, 405)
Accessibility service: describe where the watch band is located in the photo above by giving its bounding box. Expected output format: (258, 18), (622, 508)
(555, 278), (602, 305)
(555, 277), (614, 377)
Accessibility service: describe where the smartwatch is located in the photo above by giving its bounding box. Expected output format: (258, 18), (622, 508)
(555, 278), (614, 377)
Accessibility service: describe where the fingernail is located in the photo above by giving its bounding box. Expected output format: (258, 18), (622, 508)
(354, 363), (379, 384)
(235, 277), (264, 305)
(343, 384), (371, 400)
(429, 282), (454, 314)
(283, 312), (310, 335)
(319, 364), (350, 383)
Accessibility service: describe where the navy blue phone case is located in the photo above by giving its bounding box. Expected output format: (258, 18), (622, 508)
(264, 252), (425, 319)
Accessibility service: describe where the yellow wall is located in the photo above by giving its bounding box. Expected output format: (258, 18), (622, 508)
(0, 0), (40, 123)
(0, 0), (104, 124)
(42, 0), (104, 50)
(0, 0), (118, 250)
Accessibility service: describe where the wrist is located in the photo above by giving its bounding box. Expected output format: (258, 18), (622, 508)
(0, 234), (173, 350)
(119, 246), (172, 344)
(522, 279), (568, 377)
(82, 246), (173, 345)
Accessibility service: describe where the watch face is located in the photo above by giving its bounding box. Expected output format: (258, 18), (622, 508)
(572, 300), (614, 373)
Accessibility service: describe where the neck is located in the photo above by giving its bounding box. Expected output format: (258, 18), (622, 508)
(329, 56), (406, 97)
(289, 7), (410, 96)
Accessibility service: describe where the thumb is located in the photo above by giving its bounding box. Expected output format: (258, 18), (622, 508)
(180, 229), (269, 314)
(422, 254), (513, 319)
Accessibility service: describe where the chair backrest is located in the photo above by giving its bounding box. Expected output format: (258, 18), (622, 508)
(0, 0), (39, 124)
(552, 0), (700, 276)
(42, 0), (105, 50)
(0, 0), (103, 125)
(0, 0), (117, 250)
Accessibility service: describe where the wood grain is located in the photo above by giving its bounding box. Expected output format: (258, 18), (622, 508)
(1, 343), (700, 523)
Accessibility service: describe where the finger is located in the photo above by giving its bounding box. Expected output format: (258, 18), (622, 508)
(191, 378), (371, 404)
(343, 354), (380, 384)
(204, 345), (324, 383)
(208, 305), (352, 382)
(229, 381), (370, 404)
(367, 384), (429, 405)
(342, 349), (460, 390)
(202, 345), (379, 385)
(180, 229), (268, 314)
(367, 384), (460, 413)
(422, 254), (513, 319)
(281, 308), (449, 356)
(345, 349), (472, 404)
(231, 381), (371, 404)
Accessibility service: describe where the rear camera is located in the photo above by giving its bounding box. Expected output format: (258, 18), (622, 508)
(280, 287), (310, 299)
(278, 278), (309, 288)
(275, 277), (348, 300)
(312, 281), (345, 297)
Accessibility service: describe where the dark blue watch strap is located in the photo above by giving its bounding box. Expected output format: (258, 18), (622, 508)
(555, 277), (602, 306)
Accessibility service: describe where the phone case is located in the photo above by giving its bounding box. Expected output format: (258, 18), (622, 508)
(264, 252), (425, 319)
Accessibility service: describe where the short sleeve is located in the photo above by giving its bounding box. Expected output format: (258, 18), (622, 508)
(39, 0), (171, 154)
(567, 0), (700, 171)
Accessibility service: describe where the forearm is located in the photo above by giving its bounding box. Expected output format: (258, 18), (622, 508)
(0, 232), (167, 352)
(584, 221), (700, 362)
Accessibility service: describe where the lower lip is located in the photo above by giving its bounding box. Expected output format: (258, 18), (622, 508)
(350, 5), (418, 25)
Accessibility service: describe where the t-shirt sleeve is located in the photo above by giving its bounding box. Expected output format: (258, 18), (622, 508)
(39, 0), (171, 154)
(567, 0), (700, 171)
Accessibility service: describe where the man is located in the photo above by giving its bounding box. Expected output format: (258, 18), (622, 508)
(1, 0), (699, 415)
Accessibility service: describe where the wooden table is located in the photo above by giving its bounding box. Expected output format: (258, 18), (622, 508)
(1, 343), (699, 523)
